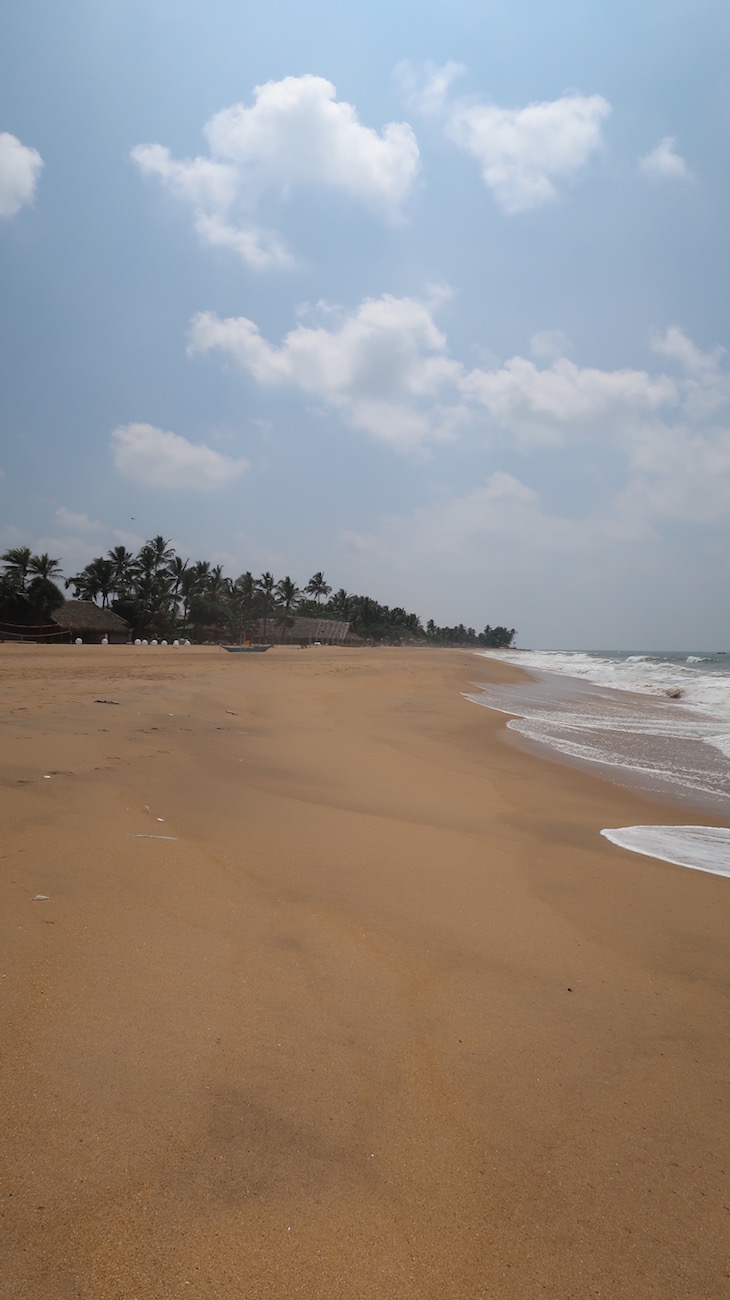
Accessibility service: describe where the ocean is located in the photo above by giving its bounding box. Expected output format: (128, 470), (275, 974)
(467, 649), (730, 879)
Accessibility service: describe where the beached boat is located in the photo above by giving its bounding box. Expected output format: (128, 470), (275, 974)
(220, 644), (272, 653)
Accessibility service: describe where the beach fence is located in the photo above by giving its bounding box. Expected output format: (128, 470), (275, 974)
(0, 600), (131, 644)
(0, 617), (69, 643)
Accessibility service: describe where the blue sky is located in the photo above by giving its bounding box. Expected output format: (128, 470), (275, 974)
(1, 0), (729, 647)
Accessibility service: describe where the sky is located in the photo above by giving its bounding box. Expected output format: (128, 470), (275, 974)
(1, 0), (729, 649)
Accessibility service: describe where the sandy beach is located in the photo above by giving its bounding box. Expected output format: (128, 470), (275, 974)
(1, 644), (728, 1299)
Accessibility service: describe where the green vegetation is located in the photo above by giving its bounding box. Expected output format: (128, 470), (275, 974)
(0, 547), (65, 620)
(1, 538), (516, 648)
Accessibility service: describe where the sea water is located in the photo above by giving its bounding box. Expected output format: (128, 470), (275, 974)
(467, 649), (730, 878)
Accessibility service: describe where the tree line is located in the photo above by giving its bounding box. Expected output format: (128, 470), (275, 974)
(0, 540), (516, 648)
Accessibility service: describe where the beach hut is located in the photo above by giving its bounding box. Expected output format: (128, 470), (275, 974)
(51, 600), (130, 644)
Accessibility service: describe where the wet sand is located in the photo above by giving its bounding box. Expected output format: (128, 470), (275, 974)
(1, 644), (728, 1298)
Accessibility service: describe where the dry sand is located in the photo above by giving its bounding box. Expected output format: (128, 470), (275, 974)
(1, 644), (728, 1299)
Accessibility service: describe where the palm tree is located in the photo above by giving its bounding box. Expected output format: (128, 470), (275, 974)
(28, 553), (63, 582)
(66, 563), (100, 604)
(1, 546), (33, 592)
(178, 567), (200, 635)
(135, 545), (157, 581)
(275, 575), (300, 642)
(144, 535), (174, 574)
(26, 575), (65, 615)
(256, 571), (277, 643)
(329, 588), (351, 620)
(305, 571), (332, 605)
(230, 571), (257, 644)
(134, 570), (174, 638)
(190, 560), (211, 592)
(207, 564), (227, 601)
(107, 546), (136, 600)
(66, 557), (116, 607)
(91, 559), (116, 608)
(166, 555), (189, 624)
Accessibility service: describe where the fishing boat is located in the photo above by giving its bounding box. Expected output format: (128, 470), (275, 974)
(220, 644), (272, 653)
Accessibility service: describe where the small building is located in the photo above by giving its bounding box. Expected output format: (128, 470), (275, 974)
(51, 601), (130, 644)
(279, 617), (351, 646)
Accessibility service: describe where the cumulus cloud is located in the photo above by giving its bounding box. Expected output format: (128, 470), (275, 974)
(446, 94), (610, 213)
(55, 507), (103, 532)
(650, 326), (724, 377)
(132, 75), (420, 266)
(395, 59), (465, 117)
(639, 136), (688, 180)
(650, 327), (729, 420)
(188, 293), (463, 448)
(110, 423), (248, 490)
(462, 355), (676, 445)
(400, 62), (609, 212)
(618, 422), (730, 522)
(342, 469), (653, 574)
(0, 132), (43, 218)
(188, 291), (730, 529)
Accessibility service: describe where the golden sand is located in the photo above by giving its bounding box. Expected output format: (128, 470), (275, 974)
(1, 645), (728, 1298)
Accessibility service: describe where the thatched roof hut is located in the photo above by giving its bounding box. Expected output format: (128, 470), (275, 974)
(51, 601), (130, 644)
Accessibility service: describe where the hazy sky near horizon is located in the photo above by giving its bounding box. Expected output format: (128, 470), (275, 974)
(2, 0), (729, 648)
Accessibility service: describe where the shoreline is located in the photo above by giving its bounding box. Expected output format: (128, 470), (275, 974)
(1, 645), (728, 1298)
(467, 650), (730, 827)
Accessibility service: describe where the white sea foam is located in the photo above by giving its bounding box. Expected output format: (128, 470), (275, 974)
(601, 826), (730, 877)
(478, 648), (730, 718)
(469, 648), (730, 870)
(469, 648), (730, 812)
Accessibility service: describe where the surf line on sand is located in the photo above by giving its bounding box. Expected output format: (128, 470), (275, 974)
(601, 825), (730, 878)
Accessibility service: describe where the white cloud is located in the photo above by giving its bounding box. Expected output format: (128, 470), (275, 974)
(617, 331), (730, 522)
(336, 469), (665, 648)
(188, 292), (730, 529)
(395, 59), (465, 117)
(530, 330), (572, 361)
(446, 94), (610, 213)
(639, 136), (688, 180)
(650, 327), (729, 420)
(0, 132), (43, 218)
(110, 423), (249, 490)
(32, 535), (100, 573)
(188, 293), (463, 448)
(194, 212), (291, 269)
(113, 528), (145, 550)
(462, 355), (676, 445)
(55, 507), (103, 532)
(132, 75), (420, 266)
(618, 425), (730, 522)
(342, 470), (657, 574)
(650, 326), (725, 377)
(400, 63), (609, 212)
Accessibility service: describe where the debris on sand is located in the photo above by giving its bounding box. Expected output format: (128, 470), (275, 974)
(128, 833), (178, 841)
